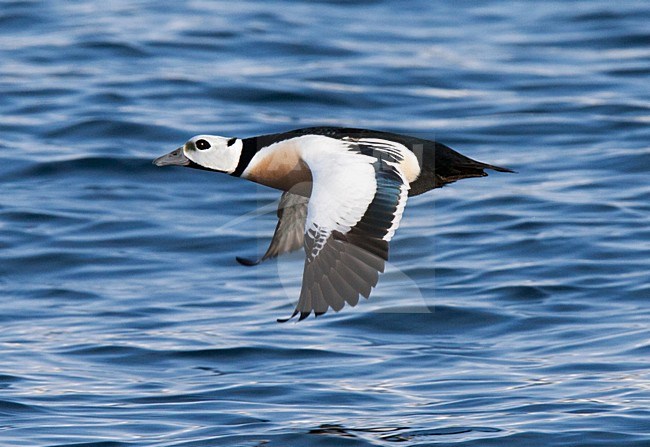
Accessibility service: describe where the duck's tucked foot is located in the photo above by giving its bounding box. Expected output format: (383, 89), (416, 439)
(235, 256), (263, 266)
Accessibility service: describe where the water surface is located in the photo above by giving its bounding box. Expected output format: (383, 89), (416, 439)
(1, 1), (649, 446)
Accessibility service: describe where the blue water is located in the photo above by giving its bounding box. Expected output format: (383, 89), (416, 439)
(1, 1), (649, 445)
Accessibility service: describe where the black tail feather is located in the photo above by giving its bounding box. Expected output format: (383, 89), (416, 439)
(409, 141), (514, 196)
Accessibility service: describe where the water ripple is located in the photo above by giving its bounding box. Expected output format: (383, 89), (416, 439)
(1, 0), (649, 446)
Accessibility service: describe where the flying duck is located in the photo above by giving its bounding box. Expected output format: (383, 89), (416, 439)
(153, 127), (513, 321)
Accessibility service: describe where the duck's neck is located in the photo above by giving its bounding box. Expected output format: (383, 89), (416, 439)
(231, 137), (261, 177)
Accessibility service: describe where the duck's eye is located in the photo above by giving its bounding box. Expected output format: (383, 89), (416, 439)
(227, 137), (237, 147)
(195, 139), (211, 150)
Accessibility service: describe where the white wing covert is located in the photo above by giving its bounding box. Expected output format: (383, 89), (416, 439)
(280, 137), (410, 321)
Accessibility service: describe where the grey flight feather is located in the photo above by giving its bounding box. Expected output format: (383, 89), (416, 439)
(236, 191), (308, 266)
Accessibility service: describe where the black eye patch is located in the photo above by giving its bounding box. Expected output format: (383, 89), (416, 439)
(195, 139), (211, 150)
(227, 137), (237, 147)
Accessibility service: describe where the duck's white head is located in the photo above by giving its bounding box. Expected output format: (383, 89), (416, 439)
(153, 135), (243, 174)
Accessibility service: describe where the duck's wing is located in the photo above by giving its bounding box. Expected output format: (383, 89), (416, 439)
(280, 140), (409, 321)
(236, 191), (308, 266)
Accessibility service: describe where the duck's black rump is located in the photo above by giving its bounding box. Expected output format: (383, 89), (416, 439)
(404, 138), (514, 196)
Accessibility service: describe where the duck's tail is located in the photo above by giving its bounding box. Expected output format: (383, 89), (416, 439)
(408, 141), (514, 196)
